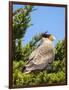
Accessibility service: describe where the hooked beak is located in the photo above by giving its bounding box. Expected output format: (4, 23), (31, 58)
(53, 36), (56, 40)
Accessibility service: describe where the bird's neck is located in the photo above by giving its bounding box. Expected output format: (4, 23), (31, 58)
(42, 38), (52, 43)
(42, 38), (53, 47)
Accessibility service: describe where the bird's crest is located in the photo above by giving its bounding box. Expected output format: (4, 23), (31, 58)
(41, 31), (51, 38)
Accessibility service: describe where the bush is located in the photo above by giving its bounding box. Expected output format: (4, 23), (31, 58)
(13, 68), (65, 87)
(13, 40), (66, 87)
(55, 40), (65, 60)
(51, 60), (65, 72)
(47, 71), (65, 84)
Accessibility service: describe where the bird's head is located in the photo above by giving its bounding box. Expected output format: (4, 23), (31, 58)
(41, 32), (56, 41)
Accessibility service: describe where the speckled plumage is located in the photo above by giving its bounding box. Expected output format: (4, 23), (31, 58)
(23, 38), (55, 73)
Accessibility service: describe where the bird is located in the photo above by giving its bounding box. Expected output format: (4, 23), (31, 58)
(22, 32), (56, 73)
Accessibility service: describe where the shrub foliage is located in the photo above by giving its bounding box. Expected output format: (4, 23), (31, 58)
(12, 40), (66, 87)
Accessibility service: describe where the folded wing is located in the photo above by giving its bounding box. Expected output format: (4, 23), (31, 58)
(23, 42), (55, 72)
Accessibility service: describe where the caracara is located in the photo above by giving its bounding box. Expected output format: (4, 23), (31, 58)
(22, 32), (56, 73)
